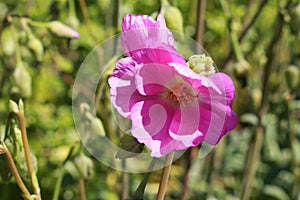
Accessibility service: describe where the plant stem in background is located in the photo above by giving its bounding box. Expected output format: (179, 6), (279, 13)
(0, 145), (32, 199)
(156, 152), (174, 200)
(52, 167), (65, 200)
(241, 1), (289, 199)
(79, 0), (94, 42)
(222, 0), (269, 69)
(131, 158), (157, 199)
(195, 0), (206, 53)
(79, 178), (86, 200)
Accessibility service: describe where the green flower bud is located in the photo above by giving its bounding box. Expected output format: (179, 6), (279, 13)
(0, 126), (5, 142)
(188, 54), (216, 76)
(233, 60), (250, 78)
(9, 100), (19, 113)
(251, 88), (262, 111)
(1, 27), (15, 56)
(240, 113), (259, 126)
(161, 0), (184, 40)
(28, 36), (44, 61)
(47, 21), (80, 38)
(284, 65), (300, 91)
(65, 15), (80, 29)
(73, 154), (94, 179)
(115, 134), (144, 159)
(289, 4), (300, 35)
(12, 62), (32, 98)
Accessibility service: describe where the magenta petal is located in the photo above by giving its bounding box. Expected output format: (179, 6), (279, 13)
(169, 101), (204, 147)
(130, 98), (186, 157)
(135, 63), (176, 95)
(121, 14), (186, 66)
(197, 73), (237, 145)
(108, 57), (142, 118)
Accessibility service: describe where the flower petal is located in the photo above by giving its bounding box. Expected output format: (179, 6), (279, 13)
(108, 57), (143, 118)
(196, 73), (237, 145)
(135, 63), (176, 95)
(169, 101), (204, 147)
(121, 14), (186, 66)
(130, 98), (186, 157)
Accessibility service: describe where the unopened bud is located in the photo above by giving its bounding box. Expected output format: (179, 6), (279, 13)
(73, 154), (94, 179)
(12, 62), (32, 98)
(1, 27), (15, 56)
(115, 134), (144, 159)
(251, 88), (262, 111)
(290, 4), (300, 35)
(28, 36), (44, 61)
(284, 65), (300, 91)
(47, 21), (80, 39)
(161, 0), (184, 40)
(65, 15), (80, 29)
(188, 54), (216, 76)
(9, 100), (19, 113)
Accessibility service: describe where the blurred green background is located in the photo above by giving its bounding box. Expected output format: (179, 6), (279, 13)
(0, 0), (300, 199)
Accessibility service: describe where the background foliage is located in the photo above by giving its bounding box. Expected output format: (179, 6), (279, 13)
(0, 0), (300, 199)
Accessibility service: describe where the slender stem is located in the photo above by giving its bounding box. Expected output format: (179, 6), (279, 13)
(52, 168), (65, 200)
(122, 159), (129, 200)
(196, 0), (206, 49)
(132, 158), (157, 199)
(0, 145), (32, 198)
(156, 152), (174, 200)
(16, 111), (41, 200)
(68, 0), (76, 16)
(241, 1), (289, 199)
(79, 0), (93, 40)
(79, 178), (86, 200)
(220, 0), (244, 62)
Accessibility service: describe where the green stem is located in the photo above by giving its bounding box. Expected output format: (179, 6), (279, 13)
(156, 152), (174, 200)
(52, 168), (65, 200)
(220, 0), (244, 62)
(68, 0), (76, 16)
(0, 144), (32, 199)
(132, 158), (158, 199)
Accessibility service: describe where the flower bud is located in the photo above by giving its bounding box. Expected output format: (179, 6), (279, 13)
(1, 27), (15, 56)
(73, 154), (94, 179)
(289, 4), (300, 35)
(115, 134), (144, 159)
(47, 21), (80, 38)
(251, 88), (262, 111)
(12, 62), (32, 98)
(28, 35), (44, 61)
(161, 0), (184, 40)
(188, 54), (216, 76)
(65, 15), (80, 29)
(284, 65), (300, 91)
(9, 100), (19, 113)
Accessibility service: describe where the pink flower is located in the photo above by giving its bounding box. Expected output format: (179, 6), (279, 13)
(108, 14), (237, 157)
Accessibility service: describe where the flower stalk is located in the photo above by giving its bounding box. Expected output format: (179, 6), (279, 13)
(0, 144), (32, 199)
(156, 152), (174, 200)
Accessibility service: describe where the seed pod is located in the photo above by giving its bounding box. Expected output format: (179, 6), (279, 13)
(12, 62), (32, 98)
(284, 65), (300, 91)
(47, 21), (80, 38)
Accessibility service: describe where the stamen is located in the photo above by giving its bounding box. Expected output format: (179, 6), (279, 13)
(166, 83), (199, 106)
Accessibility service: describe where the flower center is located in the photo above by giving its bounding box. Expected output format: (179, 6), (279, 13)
(166, 83), (199, 106)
